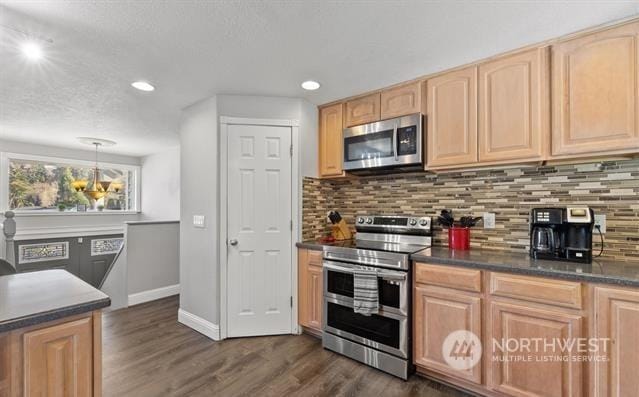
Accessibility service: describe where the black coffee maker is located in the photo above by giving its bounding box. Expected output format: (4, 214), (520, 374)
(530, 207), (595, 263)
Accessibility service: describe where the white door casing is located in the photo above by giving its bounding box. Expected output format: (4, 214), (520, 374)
(226, 123), (293, 337)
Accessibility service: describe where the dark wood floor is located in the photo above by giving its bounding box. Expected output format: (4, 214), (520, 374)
(103, 296), (471, 396)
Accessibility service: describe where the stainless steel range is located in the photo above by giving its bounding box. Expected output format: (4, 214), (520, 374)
(322, 214), (432, 380)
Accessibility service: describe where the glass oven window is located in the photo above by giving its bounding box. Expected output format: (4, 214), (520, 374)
(326, 270), (400, 309)
(344, 130), (393, 162)
(326, 302), (400, 349)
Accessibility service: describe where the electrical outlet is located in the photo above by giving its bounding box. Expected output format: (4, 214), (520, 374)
(483, 212), (496, 229)
(594, 214), (606, 234)
(193, 215), (206, 228)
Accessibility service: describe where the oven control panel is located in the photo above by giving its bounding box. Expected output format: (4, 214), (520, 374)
(355, 215), (431, 234)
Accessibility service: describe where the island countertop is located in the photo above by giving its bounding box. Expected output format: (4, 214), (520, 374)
(296, 241), (639, 287)
(0, 269), (111, 333)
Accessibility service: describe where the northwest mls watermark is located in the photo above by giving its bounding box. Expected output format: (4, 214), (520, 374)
(443, 330), (610, 370)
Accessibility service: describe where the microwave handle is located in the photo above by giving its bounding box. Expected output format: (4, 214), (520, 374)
(393, 123), (398, 161)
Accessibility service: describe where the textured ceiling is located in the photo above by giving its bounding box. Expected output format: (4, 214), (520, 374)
(1, 1), (638, 156)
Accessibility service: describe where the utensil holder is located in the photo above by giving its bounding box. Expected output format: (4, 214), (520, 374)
(448, 227), (471, 250)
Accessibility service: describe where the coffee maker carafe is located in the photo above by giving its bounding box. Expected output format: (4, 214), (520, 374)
(530, 207), (595, 263)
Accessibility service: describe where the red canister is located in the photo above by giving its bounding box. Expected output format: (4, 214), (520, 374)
(448, 227), (471, 250)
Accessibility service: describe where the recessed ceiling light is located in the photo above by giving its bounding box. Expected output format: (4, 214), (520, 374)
(301, 80), (320, 91)
(131, 81), (155, 92)
(21, 41), (43, 61)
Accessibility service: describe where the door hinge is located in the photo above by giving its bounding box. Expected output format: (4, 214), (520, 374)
(290, 296), (293, 307)
(290, 144), (293, 158)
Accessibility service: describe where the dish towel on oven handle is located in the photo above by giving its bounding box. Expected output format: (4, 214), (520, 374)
(353, 268), (379, 315)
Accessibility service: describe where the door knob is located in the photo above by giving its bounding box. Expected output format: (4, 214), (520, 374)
(229, 239), (238, 246)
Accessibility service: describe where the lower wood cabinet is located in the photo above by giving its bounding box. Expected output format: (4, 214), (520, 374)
(414, 284), (482, 384)
(592, 286), (639, 397)
(487, 301), (584, 397)
(298, 248), (323, 333)
(0, 311), (101, 397)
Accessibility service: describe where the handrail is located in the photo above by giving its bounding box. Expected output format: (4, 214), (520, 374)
(2, 211), (16, 266)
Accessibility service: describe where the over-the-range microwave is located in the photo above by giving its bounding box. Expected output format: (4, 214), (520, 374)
(343, 113), (423, 173)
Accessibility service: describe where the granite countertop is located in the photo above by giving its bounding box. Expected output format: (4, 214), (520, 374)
(296, 241), (639, 287)
(0, 269), (111, 333)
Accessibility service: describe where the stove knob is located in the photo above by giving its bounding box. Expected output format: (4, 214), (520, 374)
(409, 219), (417, 226)
(366, 218), (373, 224)
(419, 218), (429, 227)
(357, 217), (365, 224)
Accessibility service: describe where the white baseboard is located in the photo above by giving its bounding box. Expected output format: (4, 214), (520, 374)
(127, 284), (180, 306)
(178, 309), (221, 341)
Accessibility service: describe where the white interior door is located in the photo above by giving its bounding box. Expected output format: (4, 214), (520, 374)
(227, 123), (293, 337)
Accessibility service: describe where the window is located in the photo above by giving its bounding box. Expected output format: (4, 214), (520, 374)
(1, 153), (139, 213)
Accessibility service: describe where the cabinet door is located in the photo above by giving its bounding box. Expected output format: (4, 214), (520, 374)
(479, 48), (549, 163)
(414, 285), (482, 384)
(23, 316), (93, 397)
(298, 249), (323, 332)
(426, 66), (478, 168)
(593, 287), (639, 397)
(488, 301), (583, 397)
(380, 82), (423, 120)
(344, 93), (381, 127)
(552, 21), (639, 157)
(318, 104), (344, 177)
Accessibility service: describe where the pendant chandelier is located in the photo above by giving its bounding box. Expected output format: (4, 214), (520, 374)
(71, 138), (122, 201)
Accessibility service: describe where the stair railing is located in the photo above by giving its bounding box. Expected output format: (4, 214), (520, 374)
(2, 211), (16, 266)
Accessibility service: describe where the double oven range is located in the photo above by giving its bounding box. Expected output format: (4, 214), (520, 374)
(322, 215), (432, 379)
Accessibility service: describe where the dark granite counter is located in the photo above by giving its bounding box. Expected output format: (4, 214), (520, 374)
(296, 241), (639, 287)
(0, 269), (111, 333)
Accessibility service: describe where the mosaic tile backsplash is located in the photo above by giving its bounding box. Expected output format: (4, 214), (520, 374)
(302, 159), (639, 261)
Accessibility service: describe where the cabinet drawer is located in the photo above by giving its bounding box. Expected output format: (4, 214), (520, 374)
(489, 272), (583, 309)
(308, 250), (322, 267)
(414, 263), (482, 293)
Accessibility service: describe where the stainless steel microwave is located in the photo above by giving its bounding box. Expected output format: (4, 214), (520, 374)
(342, 113), (423, 172)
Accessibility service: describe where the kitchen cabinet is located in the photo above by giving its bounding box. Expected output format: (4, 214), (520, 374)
(380, 82), (423, 120)
(414, 284), (482, 384)
(478, 48), (549, 163)
(592, 286), (639, 397)
(318, 103), (345, 178)
(487, 301), (584, 397)
(551, 21), (639, 158)
(344, 93), (381, 127)
(298, 248), (323, 333)
(2, 312), (102, 397)
(426, 66), (478, 168)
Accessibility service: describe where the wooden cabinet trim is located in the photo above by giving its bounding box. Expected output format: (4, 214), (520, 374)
(307, 250), (322, 267)
(415, 263), (482, 293)
(298, 248), (323, 333)
(344, 93), (381, 127)
(380, 82), (422, 120)
(489, 272), (583, 309)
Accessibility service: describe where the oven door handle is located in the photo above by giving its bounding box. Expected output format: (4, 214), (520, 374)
(323, 261), (407, 281)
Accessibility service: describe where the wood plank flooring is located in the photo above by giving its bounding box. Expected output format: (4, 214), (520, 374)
(103, 296), (471, 397)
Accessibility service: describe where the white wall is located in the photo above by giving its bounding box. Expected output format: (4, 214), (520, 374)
(178, 94), (317, 330)
(179, 96), (219, 326)
(140, 146), (180, 220)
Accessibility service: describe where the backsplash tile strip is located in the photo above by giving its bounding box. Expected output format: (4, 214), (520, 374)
(302, 159), (639, 261)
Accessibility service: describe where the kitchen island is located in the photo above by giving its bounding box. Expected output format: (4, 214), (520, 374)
(0, 269), (110, 396)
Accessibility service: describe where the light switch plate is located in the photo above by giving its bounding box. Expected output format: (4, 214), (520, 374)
(483, 212), (496, 229)
(594, 214), (606, 234)
(193, 215), (206, 228)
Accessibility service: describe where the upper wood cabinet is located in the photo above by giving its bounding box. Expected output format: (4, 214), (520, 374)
(344, 93), (380, 127)
(298, 248), (323, 333)
(426, 66), (478, 168)
(478, 48), (549, 163)
(380, 82), (423, 120)
(552, 21), (639, 157)
(592, 286), (639, 397)
(318, 103), (344, 177)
